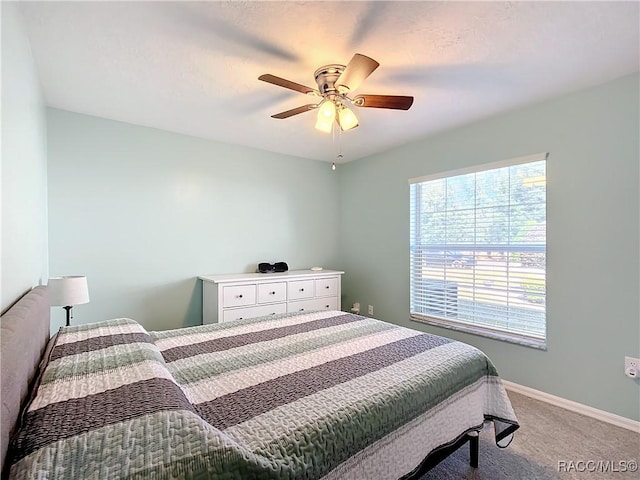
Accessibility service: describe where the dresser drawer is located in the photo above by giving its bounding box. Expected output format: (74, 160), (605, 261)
(257, 282), (287, 304)
(287, 297), (338, 314)
(222, 303), (287, 322)
(315, 277), (338, 297)
(222, 285), (256, 308)
(288, 280), (314, 300)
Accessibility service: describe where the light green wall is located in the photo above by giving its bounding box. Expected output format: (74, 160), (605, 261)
(47, 109), (340, 331)
(1, 2), (48, 311)
(338, 73), (640, 421)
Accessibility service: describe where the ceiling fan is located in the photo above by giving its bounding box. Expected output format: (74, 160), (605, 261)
(258, 53), (414, 133)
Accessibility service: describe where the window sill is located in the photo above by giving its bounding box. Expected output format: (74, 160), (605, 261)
(410, 314), (547, 350)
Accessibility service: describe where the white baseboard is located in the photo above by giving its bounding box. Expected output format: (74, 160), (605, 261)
(503, 380), (640, 433)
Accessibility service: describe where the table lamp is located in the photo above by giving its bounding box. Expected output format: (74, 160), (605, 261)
(48, 276), (90, 326)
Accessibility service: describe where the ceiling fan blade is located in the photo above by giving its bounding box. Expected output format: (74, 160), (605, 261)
(271, 104), (317, 119)
(353, 94), (414, 110)
(335, 54), (380, 93)
(258, 74), (317, 95)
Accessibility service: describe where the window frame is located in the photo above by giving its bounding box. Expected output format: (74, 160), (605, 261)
(408, 152), (548, 349)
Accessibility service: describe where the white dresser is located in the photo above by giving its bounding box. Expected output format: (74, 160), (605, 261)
(199, 270), (344, 324)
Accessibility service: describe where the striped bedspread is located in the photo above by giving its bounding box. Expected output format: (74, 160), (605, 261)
(9, 311), (518, 479)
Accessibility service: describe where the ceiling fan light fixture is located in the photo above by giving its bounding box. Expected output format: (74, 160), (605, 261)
(338, 106), (359, 131)
(315, 99), (336, 133)
(259, 53), (413, 133)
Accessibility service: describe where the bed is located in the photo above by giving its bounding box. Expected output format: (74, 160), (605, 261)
(1, 286), (518, 479)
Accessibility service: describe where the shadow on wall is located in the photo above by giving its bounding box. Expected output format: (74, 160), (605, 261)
(140, 278), (202, 331)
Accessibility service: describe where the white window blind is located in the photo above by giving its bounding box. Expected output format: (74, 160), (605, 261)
(409, 153), (547, 348)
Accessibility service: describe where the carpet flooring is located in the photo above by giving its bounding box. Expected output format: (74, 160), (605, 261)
(420, 391), (639, 479)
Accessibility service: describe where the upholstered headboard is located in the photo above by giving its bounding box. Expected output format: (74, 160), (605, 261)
(0, 286), (51, 473)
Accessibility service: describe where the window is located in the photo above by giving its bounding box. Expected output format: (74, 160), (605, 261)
(409, 153), (547, 348)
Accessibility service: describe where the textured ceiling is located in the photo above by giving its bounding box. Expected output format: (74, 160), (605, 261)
(17, 1), (640, 163)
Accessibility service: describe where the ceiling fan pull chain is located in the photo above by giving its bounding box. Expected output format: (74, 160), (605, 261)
(332, 120), (336, 155)
(338, 126), (343, 157)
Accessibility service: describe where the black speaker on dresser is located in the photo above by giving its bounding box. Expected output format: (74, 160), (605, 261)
(257, 262), (288, 273)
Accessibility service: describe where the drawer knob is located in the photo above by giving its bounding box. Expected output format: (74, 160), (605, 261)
(239, 317), (243, 320)
(325, 286), (330, 289)
(300, 288), (304, 292)
(270, 291), (276, 295)
(299, 308), (304, 311)
(326, 305), (330, 308)
(238, 294), (243, 298)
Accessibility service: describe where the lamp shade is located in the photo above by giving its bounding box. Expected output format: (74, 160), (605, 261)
(49, 276), (90, 307)
(338, 106), (359, 131)
(315, 99), (336, 133)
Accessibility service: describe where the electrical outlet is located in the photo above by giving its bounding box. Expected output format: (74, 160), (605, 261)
(353, 302), (360, 311)
(368, 305), (374, 315)
(625, 356), (640, 379)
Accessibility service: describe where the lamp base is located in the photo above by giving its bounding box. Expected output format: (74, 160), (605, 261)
(63, 305), (73, 327)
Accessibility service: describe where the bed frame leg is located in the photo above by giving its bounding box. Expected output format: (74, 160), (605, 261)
(468, 431), (479, 468)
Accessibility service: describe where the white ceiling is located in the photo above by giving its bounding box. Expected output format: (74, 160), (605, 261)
(17, 1), (640, 163)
